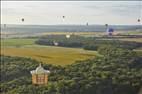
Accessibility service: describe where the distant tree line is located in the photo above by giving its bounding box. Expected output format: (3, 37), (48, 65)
(35, 35), (142, 50)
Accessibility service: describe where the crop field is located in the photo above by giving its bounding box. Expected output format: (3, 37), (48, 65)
(1, 38), (97, 65)
(117, 38), (142, 43)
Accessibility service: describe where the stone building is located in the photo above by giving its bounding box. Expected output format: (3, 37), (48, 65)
(30, 64), (50, 85)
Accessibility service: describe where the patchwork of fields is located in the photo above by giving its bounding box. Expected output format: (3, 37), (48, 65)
(1, 31), (142, 65)
(1, 38), (97, 65)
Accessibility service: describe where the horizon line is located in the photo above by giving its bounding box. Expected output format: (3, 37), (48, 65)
(1, 24), (141, 26)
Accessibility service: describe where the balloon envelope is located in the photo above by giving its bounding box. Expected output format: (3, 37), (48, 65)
(105, 24), (108, 27)
(21, 18), (24, 22)
(108, 28), (114, 32)
(66, 35), (70, 38)
(138, 19), (140, 22)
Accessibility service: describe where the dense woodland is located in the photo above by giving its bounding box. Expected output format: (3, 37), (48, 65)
(35, 35), (142, 50)
(1, 44), (142, 94)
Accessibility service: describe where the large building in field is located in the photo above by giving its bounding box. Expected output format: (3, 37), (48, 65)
(30, 64), (50, 85)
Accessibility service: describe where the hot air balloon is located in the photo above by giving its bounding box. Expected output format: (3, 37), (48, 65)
(105, 24), (108, 27)
(66, 34), (70, 39)
(4, 24), (6, 28)
(105, 24), (109, 34)
(138, 19), (140, 22)
(137, 19), (141, 31)
(63, 16), (65, 19)
(21, 18), (24, 22)
(107, 28), (114, 36)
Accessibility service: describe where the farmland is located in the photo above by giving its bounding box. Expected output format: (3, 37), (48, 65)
(1, 30), (142, 65)
(117, 38), (142, 43)
(1, 32), (142, 94)
(1, 38), (97, 65)
(1, 38), (37, 46)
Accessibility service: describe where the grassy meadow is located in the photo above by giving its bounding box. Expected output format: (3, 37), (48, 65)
(1, 38), (97, 65)
(1, 38), (37, 46)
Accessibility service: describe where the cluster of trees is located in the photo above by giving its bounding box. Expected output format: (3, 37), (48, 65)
(35, 35), (85, 48)
(35, 35), (142, 50)
(1, 45), (142, 94)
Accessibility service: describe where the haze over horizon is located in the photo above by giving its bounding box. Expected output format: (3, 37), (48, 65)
(1, 1), (142, 25)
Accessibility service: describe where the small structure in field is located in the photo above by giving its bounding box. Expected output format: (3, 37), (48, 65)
(53, 41), (59, 46)
(30, 64), (50, 85)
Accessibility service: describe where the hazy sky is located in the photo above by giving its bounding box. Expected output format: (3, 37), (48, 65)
(1, 1), (142, 25)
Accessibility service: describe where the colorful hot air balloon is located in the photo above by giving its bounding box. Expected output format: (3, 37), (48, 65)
(107, 28), (114, 36)
(108, 28), (114, 33)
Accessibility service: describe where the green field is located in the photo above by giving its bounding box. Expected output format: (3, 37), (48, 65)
(1, 38), (37, 46)
(1, 38), (97, 65)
